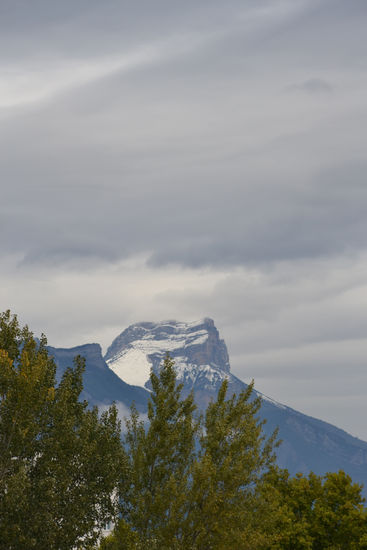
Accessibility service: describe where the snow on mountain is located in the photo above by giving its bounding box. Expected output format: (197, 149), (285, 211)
(108, 348), (151, 388)
(104, 317), (285, 413)
(104, 318), (233, 400)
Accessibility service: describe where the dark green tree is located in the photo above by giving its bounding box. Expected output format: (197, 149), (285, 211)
(118, 354), (198, 549)
(107, 356), (278, 550)
(311, 470), (367, 549)
(184, 379), (279, 550)
(0, 310), (125, 550)
(263, 468), (367, 549)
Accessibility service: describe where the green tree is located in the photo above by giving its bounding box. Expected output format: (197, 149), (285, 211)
(0, 310), (125, 550)
(108, 356), (278, 550)
(260, 468), (318, 549)
(184, 379), (279, 550)
(312, 470), (367, 549)
(264, 468), (367, 549)
(118, 354), (198, 549)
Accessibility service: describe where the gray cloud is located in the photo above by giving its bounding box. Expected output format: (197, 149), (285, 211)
(1, 0), (366, 269)
(286, 78), (333, 94)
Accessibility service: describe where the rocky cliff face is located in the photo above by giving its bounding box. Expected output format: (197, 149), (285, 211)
(104, 318), (232, 403)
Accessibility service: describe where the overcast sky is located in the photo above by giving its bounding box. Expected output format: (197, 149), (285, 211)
(1, 0), (367, 438)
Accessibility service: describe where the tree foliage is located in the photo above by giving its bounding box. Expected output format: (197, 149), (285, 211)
(108, 355), (279, 549)
(184, 379), (279, 549)
(119, 354), (198, 549)
(103, 353), (367, 550)
(263, 468), (367, 549)
(0, 310), (125, 550)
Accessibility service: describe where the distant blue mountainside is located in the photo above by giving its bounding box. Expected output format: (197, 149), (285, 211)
(48, 343), (149, 413)
(49, 318), (367, 491)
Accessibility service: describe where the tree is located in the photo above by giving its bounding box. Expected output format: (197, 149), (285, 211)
(118, 354), (198, 549)
(0, 310), (125, 550)
(264, 468), (367, 549)
(183, 379), (279, 550)
(311, 470), (367, 549)
(109, 355), (278, 550)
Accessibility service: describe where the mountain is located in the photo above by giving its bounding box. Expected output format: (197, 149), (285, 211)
(48, 343), (149, 412)
(105, 318), (235, 408)
(105, 318), (367, 488)
(47, 319), (367, 491)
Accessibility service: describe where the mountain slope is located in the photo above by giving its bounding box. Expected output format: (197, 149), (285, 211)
(48, 343), (149, 412)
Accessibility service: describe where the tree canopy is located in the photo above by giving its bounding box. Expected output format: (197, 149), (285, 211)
(104, 355), (279, 550)
(262, 468), (367, 549)
(102, 354), (367, 550)
(0, 310), (125, 550)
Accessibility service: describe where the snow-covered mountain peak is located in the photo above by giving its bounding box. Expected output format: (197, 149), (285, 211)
(104, 318), (230, 392)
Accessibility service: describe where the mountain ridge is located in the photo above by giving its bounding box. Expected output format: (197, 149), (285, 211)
(48, 343), (149, 412)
